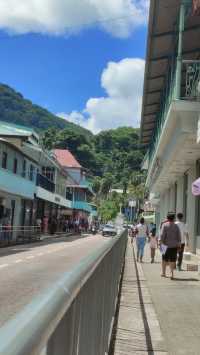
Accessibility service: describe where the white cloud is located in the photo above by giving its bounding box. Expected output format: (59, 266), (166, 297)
(58, 58), (145, 133)
(0, 0), (149, 38)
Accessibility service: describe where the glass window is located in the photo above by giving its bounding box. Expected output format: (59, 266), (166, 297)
(22, 160), (26, 178)
(29, 164), (34, 181)
(13, 158), (18, 174)
(2, 152), (7, 169)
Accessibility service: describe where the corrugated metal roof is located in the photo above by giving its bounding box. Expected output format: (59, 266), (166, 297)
(0, 120), (39, 139)
(53, 149), (82, 169)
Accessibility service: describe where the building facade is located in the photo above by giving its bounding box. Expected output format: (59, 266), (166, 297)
(53, 149), (95, 222)
(141, 0), (200, 253)
(0, 122), (96, 241)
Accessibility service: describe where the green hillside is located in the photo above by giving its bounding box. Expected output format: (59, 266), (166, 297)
(0, 84), (92, 138)
(0, 83), (144, 194)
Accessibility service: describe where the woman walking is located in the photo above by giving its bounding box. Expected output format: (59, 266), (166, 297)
(135, 217), (148, 263)
(160, 212), (181, 279)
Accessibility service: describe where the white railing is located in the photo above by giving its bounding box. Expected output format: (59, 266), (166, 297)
(0, 230), (127, 355)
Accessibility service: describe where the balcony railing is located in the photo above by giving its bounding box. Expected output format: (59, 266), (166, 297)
(184, 60), (200, 100)
(36, 173), (55, 193)
(72, 200), (92, 213)
(0, 226), (41, 245)
(147, 60), (200, 169)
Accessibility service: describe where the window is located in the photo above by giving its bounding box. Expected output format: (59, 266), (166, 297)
(2, 152), (7, 169)
(22, 160), (26, 178)
(29, 164), (35, 181)
(66, 187), (73, 200)
(13, 158), (18, 174)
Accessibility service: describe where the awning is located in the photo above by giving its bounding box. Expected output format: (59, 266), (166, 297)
(192, 177), (200, 196)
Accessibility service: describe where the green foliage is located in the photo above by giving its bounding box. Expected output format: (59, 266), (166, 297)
(0, 84), (145, 207)
(92, 176), (101, 194)
(98, 199), (119, 222)
(0, 84), (92, 138)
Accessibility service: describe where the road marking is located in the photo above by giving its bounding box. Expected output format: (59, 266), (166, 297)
(26, 255), (35, 259)
(0, 264), (9, 268)
(15, 259), (23, 263)
(37, 253), (44, 256)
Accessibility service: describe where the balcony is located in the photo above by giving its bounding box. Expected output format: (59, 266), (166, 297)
(0, 168), (35, 199)
(148, 61), (200, 165)
(144, 60), (200, 192)
(36, 173), (55, 193)
(72, 201), (92, 213)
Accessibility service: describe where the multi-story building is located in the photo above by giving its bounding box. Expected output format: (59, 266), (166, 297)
(0, 121), (96, 240)
(141, 1), (200, 253)
(54, 149), (95, 221)
(0, 122), (39, 231)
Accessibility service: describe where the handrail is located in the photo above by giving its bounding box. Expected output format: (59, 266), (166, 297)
(0, 230), (127, 355)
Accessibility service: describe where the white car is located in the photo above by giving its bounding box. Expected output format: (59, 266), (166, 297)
(102, 224), (117, 237)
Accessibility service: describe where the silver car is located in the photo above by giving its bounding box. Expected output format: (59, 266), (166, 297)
(102, 224), (117, 237)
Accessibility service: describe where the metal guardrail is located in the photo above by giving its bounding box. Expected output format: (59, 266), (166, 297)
(0, 229), (127, 355)
(0, 226), (41, 244)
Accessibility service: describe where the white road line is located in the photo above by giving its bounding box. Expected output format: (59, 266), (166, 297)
(37, 253), (44, 256)
(0, 264), (9, 269)
(26, 255), (35, 259)
(15, 259), (23, 263)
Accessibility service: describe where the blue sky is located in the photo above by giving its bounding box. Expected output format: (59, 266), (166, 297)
(0, 0), (148, 132)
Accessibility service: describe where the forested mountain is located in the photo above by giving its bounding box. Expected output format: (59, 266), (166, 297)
(0, 84), (92, 138)
(0, 83), (144, 191)
(43, 126), (144, 186)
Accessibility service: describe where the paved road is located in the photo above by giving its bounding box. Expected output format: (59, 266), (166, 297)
(0, 234), (109, 327)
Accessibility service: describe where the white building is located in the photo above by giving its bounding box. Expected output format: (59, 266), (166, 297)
(141, 1), (200, 253)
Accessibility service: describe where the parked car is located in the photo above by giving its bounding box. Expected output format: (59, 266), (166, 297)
(102, 224), (117, 237)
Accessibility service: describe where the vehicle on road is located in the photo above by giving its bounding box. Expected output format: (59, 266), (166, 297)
(102, 224), (117, 237)
(91, 225), (97, 235)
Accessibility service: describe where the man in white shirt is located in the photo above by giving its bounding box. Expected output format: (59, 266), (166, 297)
(175, 213), (189, 271)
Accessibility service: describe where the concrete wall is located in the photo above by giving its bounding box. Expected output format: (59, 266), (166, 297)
(176, 176), (184, 214)
(186, 166), (197, 253)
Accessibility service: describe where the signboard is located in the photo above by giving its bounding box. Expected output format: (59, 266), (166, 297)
(129, 200), (136, 207)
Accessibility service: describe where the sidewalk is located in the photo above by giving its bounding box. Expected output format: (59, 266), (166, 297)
(142, 242), (200, 355)
(112, 240), (167, 354)
(112, 239), (200, 355)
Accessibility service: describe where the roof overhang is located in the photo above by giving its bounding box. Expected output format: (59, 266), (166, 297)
(140, 0), (200, 147)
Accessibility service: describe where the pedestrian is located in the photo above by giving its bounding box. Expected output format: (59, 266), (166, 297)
(175, 212), (189, 271)
(149, 227), (157, 263)
(160, 212), (181, 280)
(135, 217), (148, 263)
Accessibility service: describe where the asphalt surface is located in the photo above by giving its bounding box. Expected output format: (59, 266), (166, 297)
(0, 233), (109, 327)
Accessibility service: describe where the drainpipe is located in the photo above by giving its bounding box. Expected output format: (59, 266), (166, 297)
(175, 1), (186, 99)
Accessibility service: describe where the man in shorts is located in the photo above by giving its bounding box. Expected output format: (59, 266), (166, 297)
(160, 212), (181, 280)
